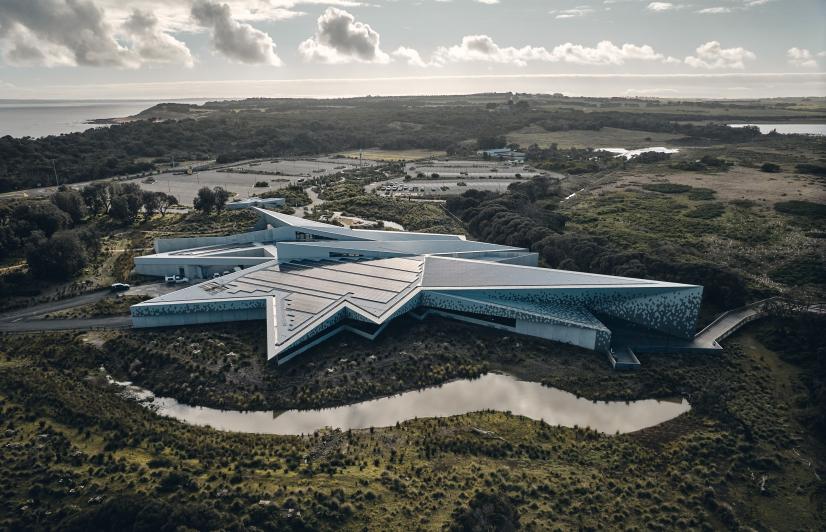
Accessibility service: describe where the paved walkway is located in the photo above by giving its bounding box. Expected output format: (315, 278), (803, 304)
(293, 187), (321, 218)
(692, 304), (767, 348)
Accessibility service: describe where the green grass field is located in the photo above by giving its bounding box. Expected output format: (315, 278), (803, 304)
(506, 126), (683, 149)
(339, 149), (447, 161)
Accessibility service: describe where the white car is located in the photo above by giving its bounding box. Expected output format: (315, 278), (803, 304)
(165, 274), (189, 284)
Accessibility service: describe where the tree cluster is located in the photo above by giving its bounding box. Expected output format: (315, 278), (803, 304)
(0, 192), (104, 281)
(447, 177), (567, 249)
(0, 95), (779, 193)
(193, 186), (230, 214)
(447, 178), (747, 309)
(81, 182), (177, 223)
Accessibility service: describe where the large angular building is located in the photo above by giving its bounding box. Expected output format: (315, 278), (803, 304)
(131, 208), (704, 366)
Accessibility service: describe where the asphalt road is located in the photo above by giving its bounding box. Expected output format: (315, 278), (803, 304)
(0, 290), (111, 322)
(0, 316), (132, 333)
(0, 282), (180, 333)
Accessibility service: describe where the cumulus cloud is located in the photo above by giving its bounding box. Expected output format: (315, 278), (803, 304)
(392, 46), (427, 67)
(416, 35), (673, 67)
(299, 8), (389, 64)
(191, 0), (281, 65)
(124, 9), (194, 67)
(684, 41), (756, 69)
(697, 7), (732, 14)
(430, 35), (554, 66)
(0, 0), (136, 67)
(90, 1), (353, 29)
(553, 41), (672, 65)
(786, 47), (818, 68)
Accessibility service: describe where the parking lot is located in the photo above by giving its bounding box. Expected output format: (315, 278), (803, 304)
(138, 156), (378, 204)
(368, 179), (529, 197)
(405, 159), (541, 179)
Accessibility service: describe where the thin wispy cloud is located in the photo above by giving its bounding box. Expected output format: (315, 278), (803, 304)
(697, 7), (732, 14)
(550, 7), (595, 19)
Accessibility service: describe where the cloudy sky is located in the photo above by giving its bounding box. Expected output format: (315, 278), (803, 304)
(0, 0), (824, 99)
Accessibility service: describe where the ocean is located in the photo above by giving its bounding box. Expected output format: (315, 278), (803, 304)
(0, 99), (212, 139)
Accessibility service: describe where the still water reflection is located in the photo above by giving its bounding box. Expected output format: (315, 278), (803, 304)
(602, 147), (680, 159)
(728, 123), (826, 135)
(114, 373), (690, 436)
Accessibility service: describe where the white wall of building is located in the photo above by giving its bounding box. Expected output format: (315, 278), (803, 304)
(515, 319), (597, 351)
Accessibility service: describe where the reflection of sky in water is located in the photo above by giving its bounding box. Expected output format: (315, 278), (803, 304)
(603, 147), (680, 159)
(728, 124), (825, 135)
(124, 373), (690, 436)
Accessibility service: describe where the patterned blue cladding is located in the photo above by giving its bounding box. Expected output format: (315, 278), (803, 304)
(594, 330), (612, 353)
(431, 286), (702, 339)
(131, 298), (266, 318)
(421, 291), (609, 332)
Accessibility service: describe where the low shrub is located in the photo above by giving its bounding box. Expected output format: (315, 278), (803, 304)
(774, 200), (826, 218)
(642, 183), (692, 194)
(685, 203), (725, 219)
(687, 188), (716, 201)
(769, 254), (826, 285)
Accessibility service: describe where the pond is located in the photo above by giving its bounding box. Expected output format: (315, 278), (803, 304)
(602, 147), (680, 159)
(111, 373), (691, 436)
(728, 124), (826, 136)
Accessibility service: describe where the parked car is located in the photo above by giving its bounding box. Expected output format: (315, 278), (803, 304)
(165, 275), (189, 284)
(110, 283), (131, 292)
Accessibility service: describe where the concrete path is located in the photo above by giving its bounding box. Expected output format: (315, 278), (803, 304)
(294, 187), (321, 219)
(692, 304), (767, 348)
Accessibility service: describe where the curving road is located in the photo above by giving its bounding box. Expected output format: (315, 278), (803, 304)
(0, 316), (132, 333)
(0, 282), (178, 334)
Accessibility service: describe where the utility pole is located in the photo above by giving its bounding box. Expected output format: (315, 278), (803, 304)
(51, 160), (59, 187)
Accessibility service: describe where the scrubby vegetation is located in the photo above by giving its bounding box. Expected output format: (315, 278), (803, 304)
(0, 313), (824, 529)
(257, 184), (311, 207)
(1, 93), (824, 530)
(769, 254), (826, 286)
(3, 93), (821, 193)
(447, 179), (748, 311)
(316, 181), (463, 234)
(642, 183), (692, 194)
(775, 200), (826, 219)
(0, 188), (255, 312)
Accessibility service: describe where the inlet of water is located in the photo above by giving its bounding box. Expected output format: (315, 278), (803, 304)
(111, 373), (690, 436)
